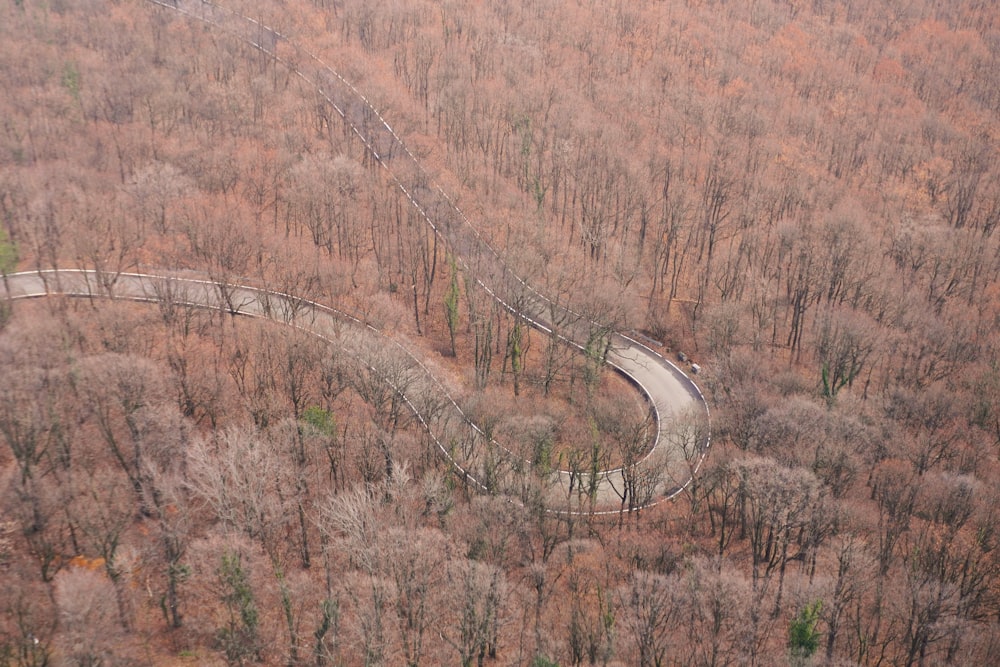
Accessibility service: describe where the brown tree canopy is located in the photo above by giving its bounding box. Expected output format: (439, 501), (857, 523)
(1, 0), (999, 665)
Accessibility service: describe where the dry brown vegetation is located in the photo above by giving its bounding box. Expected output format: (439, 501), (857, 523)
(1, 0), (999, 665)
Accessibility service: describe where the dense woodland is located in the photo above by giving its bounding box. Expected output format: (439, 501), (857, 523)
(1, 0), (999, 665)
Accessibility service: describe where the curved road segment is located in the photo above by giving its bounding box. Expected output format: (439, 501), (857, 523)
(2, 270), (708, 514)
(4, 0), (709, 514)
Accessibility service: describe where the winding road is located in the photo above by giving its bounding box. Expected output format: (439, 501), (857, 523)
(2, 269), (707, 513)
(1, 0), (710, 513)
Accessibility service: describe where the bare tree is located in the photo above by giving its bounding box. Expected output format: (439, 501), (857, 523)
(383, 527), (449, 666)
(64, 466), (136, 631)
(0, 570), (56, 667)
(443, 559), (508, 667)
(734, 457), (824, 614)
(593, 396), (657, 516)
(77, 353), (177, 513)
(187, 425), (292, 559)
(819, 536), (874, 662)
(127, 160), (192, 234)
(618, 569), (680, 667)
(53, 566), (126, 667)
(563, 542), (615, 666)
(188, 425), (312, 664)
(816, 306), (878, 402)
(675, 556), (749, 667)
(69, 194), (144, 298)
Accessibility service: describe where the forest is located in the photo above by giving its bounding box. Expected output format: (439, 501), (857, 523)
(1, 0), (999, 665)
